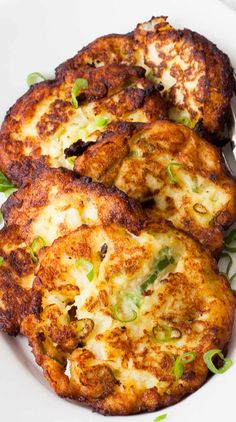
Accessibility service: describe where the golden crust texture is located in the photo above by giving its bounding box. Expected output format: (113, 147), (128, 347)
(22, 222), (235, 415)
(57, 16), (235, 143)
(74, 120), (236, 255)
(0, 167), (145, 334)
(0, 64), (166, 186)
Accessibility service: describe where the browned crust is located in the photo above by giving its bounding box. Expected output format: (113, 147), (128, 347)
(0, 167), (146, 335)
(21, 221), (235, 415)
(56, 16), (235, 143)
(2, 166), (145, 233)
(74, 120), (236, 254)
(0, 64), (166, 186)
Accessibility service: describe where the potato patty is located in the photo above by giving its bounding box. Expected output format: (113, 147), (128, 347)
(22, 221), (235, 415)
(74, 120), (236, 255)
(0, 167), (145, 334)
(57, 16), (235, 143)
(0, 64), (166, 186)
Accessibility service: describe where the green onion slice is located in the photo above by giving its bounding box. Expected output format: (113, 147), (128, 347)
(71, 78), (88, 108)
(113, 303), (137, 323)
(166, 162), (184, 184)
(123, 292), (142, 308)
(140, 250), (174, 293)
(153, 324), (182, 342)
(175, 115), (193, 128)
(27, 72), (47, 87)
(224, 229), (236, 245)
(203, 349), (233, 374)
(173, 352), (196, 379)
(193, 203), (207, 215)
(220, 252), (233, 277)
(66, 156), (76, 166)
(28, 236), (46, 263)
(0, 256), (4, 266)
(94, 116), (110, 128)
(76, 257), (94, 281)
(0, 171), (16, 193)
(154, 414), (167, 422)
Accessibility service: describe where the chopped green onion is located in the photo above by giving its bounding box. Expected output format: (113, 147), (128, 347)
(221, 229), (236, 253)
(0, 171), (16, 193)
(166, 162), (184, 184)
(94, 116), (110, 128)
(140, 252), (174, 293)
(193, 203), (207, 215)
(76, 257), (94, 281)
(123, 292), (142, 308)
(224, 229), (236, 245)
(220, 252), (233, 277)
(203, 349), (233, 374)
(154, 414), (167, 422)
(66, 156), (76, 166)
(0, 256), (4, 266)
(153, 324), (182, 342)
(175, 115), (193, 128)
(173, 352), (196, 379)
(71, 78), (88, 108)
(112, 303), (137, 323)
(4, 187), (18, 198)
(27, 72), (47, 87)
(28, 236), (46, 263)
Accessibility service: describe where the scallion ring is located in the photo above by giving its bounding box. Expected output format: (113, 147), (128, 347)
(140, 252), (174, 293)
(0, 171), (16, 193)
(203, 349), (233, 374)
(166, 162), (184, 184)
(0, 256), (4, 266)
(193, 203), (207, 215)
(173, 352), (196, 379)
(154, 414), (167, 422)
(27, 72), (47, 87)
(76, 257), (94, 282)
(94, 116), (110, 128)
(113, 303), (137, 323)
(71, 78), (88, 108)
(28, 236), (46, 263)
(224, 228), (236, 245)
(220, 252), (233, 278)
(153, 324), (182, 342)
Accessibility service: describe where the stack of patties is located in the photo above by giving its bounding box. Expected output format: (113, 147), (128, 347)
(0, 16), (235, 416)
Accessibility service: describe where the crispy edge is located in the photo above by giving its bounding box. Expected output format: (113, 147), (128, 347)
(21, 220), (235, 415)
(74, 120), (236, 255)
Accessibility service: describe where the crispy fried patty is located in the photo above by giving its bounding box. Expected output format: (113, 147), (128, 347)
(74, 120), (236, 255)
(0, 64), (166, 186)
(22, 221), (235, 415)
(0, 167), (145, 334)
(57, 16), (235, 143)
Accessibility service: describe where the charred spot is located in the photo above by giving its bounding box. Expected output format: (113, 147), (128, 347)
(68, 305), (77, 322)
(181, 370), (196, 381)
(209, 173), (217, 182)
(36, 331), (46, 342)
(100, 243), (108, 260)
(141, 198), (156, 209)
(8, 248), (35, 277)
(64, 140), (94, 158)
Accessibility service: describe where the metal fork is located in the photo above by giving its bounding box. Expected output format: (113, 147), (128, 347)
(221, 96), (236, 178)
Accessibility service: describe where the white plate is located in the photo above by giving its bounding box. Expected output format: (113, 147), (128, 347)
(0, 0), (236, 421)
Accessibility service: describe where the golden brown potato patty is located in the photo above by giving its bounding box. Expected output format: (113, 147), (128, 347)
(74, 120), (236, 255)
(0, 64), (166, 186)
(0, 167), (145, 334)
(22, 221), (235, 415)
(57, 16), (235, 143)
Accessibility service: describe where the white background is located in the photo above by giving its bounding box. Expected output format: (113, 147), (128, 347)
(0, 0), (236, 421)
